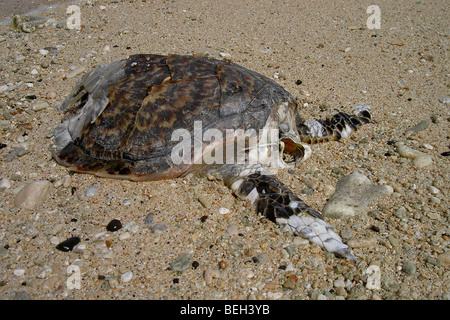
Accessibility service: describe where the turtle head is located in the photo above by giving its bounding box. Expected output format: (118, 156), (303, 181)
(278, 135), (311, 168)
(275, 102), (311, 169)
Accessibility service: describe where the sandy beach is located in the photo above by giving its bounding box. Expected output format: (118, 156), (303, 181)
(0, 0), (448, 302)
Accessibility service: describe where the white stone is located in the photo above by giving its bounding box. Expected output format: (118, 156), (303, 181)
(0, 178), (11, 189)
(119, 232), (131, 240)
(14, 180), (53, 209)
(120, 271), (133, 282)
(219, 207), (230, 215)
(438, 96), (450, 104)
(322, 172), (393, 218)
(31, 102), (49, 111)
(39, 49), (49, 56)
(13, 268), (25, 276)
(219, 52), (232, 60)
(38, 267), (52, 279)
(427, 186), (439, 195)
(85, 185), (97, 197)
(365, 265), (381, 290)
(333, 279), (346, 288)
(413, 154), (432, 168)
(65, 66), (86, 79)
(396, 144), (433, 168)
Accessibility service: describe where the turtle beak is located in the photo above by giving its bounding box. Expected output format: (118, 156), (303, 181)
(279, 137), (311, 167)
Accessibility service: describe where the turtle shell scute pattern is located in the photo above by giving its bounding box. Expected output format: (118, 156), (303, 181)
(56, 54), (296, 180)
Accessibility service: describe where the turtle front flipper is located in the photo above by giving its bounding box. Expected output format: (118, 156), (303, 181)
(221, 166), (356, 261)
(297, 105), (371, 144)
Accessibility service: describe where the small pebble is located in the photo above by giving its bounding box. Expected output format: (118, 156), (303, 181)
(219, 207), (230, 215)
(333, 279), (346, 288)
(124, 221), (139, 233)
(106, 219), (122, 232)
(395, 144), (432, 168)
(56, 236), (81, 252)
(170, 253), (193, 273)
(437, 252), (450, 268)
(218, 260), (227, 269)
(422, 143), (433, 150)
(427, 186), (439, 195)
(149, 223), (168, 234)
(13, 268), (25, 277)
(347, 238), (377, 248)
(31, 102), (49, 112)
(252, 253), (269, 265)
(0, 178), (11, 189)
(402, 261), (416, 275)
(438, 96), (450, 104)
(6, 148), (30, 162)
(293, 236), (309, 247)
(13, 292), (31, 300)
(226, 224), (238, 235)
(405, 120), (431, 135)
(219, 52), (232, 61)
(120, 271), (133, 283)
(340, 227), (353, 240)
(85, 185), (97, 197)
(282, 278), (297, 289)
(119, 232), (131, 240)
(49, 236), (59, 245)
(365, 265), (381, 290)
(14, 180), (53, 209)
(47, 91), (57, 99)
(413, 155), (433, 168)
(144, 213), (154, 225)
(197, 194), (211, 208)
(430, 114), (441, 124)
(65, 66), (86, 79)
(387, 235), (399, 247)
(204, 267), (221, 285)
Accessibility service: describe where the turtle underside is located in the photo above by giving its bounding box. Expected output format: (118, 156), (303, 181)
(53, 54), (297, 180)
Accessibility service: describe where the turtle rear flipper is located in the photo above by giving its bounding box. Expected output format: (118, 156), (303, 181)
(222, 166), (356, 261)
(298, 105), (371, 144)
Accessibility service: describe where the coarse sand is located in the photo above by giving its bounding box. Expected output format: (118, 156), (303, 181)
(0, 0), (448, 302)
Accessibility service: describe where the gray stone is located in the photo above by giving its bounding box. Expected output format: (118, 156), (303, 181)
(402, 261), (416, 275)
(405, 120), (431, 134)
(14, 180), (53, 209)
(144, 213), (154, 225)
(149, 223), (168, 234)
(170, 253), (193, 273)
(6, 148), (29, 162)
(438, 96), (450, 104)
(340, 227), (353, 241)
(395, 143), (432, 168)
(322, 172), (393, 218)
(12, 15), (54, 33)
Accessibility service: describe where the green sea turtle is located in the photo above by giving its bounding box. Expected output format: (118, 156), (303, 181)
(52, 54), (371, 261)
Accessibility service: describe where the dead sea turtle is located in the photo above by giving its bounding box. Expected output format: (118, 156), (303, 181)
(52, 54), (371, 261)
